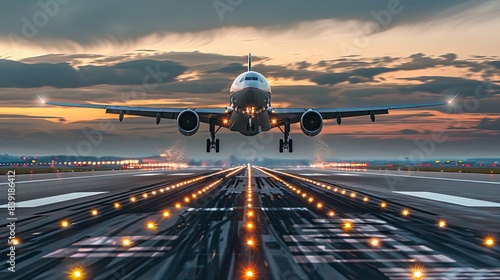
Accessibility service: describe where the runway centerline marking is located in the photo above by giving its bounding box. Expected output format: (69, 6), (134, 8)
(394, 191), (500, 207)
(0, 192), (108, 208)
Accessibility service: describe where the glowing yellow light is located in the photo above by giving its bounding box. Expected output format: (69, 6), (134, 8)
(343, 222), (352, 231)
(114, 202), (120, 209)
(122, 238), (132, 246)
(402, 209), (410, 217)
(247, 239), (254, 246)
(223, 119), (229, 124)
(248, 203), (252, 207)
(317, 203), (323, 209)
(192, 194), (197, 198)
(370, 238), (380, 247)
(61, 220), (69, 228)
(363, 197), (369, 202)
(184, 197), (190, 203)
(146, 222), (156, 230)
(142, 193), (148, 198)
(163, 211), (170, 218)
(248, 198), (252, 202)
(484, 237), (495, 247)
(160, 189), (164, 193)
(91, 209), (98, 216)
(438, 220), (446, 228)
(11, 238), (20, 246)
(152, 191), (156, 195)
(350, 192), (356, 198)
(328, 211), (335, 217)
(246, 270), (254, 277)
(412, 269), (423, 279)
(308, 197), (314, 203)
(248, 211), (254, 217)
(175, 203), (181, 209)
(341, 190), (346, 195)
(271, 119), (277, 124)
(71, 268), (83, 279)
(247, 222), (254, 229)
(380, 202), (387, 208)
(334, 188), (338, 192)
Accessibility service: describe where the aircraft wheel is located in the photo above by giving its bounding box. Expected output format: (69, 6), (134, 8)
(206, 139), (211, 153)
(215, 139), (220, 153)
(288, 139), (293, 153)
(279, 139), (284, 153)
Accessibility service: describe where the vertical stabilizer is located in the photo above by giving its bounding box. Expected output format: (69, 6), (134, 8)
(248, 53), (252, 71)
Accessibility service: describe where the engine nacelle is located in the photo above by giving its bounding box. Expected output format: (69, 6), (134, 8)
(177, 109), (200, 136)
(300, 110), (323, 136)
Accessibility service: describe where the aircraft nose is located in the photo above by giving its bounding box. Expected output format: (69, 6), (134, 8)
(233, 88), (269, 108)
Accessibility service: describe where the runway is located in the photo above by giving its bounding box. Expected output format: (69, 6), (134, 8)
(1, 166), (499, 279)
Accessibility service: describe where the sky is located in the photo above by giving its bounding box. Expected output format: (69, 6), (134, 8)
(0, 0), (499, 161)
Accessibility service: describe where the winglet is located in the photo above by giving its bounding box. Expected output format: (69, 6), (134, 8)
(248, 53), (252, 71)
(448, 92), (460, 104)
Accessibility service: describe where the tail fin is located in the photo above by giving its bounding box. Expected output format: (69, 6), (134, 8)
(248, 53), (252, 71)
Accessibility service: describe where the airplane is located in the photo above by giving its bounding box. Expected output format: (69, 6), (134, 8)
(46, 53), (457, 153)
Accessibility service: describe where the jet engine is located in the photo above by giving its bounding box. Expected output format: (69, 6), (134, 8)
(177, 109), (200, 136)
(300, 110), (323, 136)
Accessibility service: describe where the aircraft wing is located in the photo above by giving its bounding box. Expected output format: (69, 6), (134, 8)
(271, 101), (450, 125)
(46, 101), (228, 124)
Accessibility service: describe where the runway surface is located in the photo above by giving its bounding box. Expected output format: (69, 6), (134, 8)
(1, 166), (499, 279)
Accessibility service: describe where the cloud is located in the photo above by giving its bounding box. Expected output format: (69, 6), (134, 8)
(0, 59), (188, 88)
(476, 117), (500, 130)
(0, 1), (481, 45)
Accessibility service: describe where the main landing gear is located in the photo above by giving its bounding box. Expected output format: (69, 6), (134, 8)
(278, 123), (293, 153)
(206, 119), (221, 153)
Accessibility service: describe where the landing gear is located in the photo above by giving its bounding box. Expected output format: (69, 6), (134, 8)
(206, 119), (221, 153)
(278, 122), (293, 153)
(246, 118), (255, 131)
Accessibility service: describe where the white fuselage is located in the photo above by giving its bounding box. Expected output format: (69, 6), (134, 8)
(228, 71), (273, 135)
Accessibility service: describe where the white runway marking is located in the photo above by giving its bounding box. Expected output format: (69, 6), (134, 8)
(0, 192), (107, 208)
(330, 170), (500, 185)
(169, 173), (194, 176)
(299, 173), (329, 176)
(133, 173), (163, 176)
(394, 191), (500, 207)
(0, 171), (173, 185)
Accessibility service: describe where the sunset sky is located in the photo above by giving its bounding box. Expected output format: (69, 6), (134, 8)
(0, 0), (499, 161)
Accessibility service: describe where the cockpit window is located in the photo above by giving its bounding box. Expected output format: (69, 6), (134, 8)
(244, 76), (260, 81)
